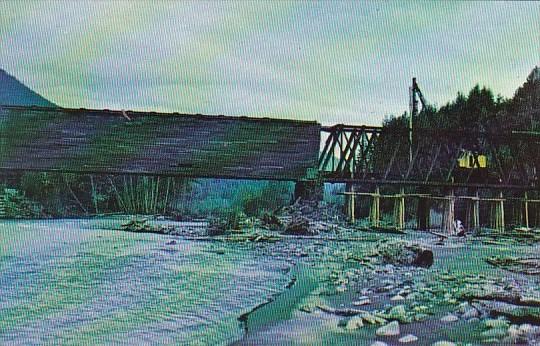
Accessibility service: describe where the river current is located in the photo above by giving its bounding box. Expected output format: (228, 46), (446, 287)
(0, 219), (292, 345)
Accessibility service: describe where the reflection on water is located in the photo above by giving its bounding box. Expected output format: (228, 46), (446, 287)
(0, 219), (291, 345)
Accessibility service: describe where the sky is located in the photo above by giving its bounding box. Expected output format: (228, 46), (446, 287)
(1, 1), (539, 125)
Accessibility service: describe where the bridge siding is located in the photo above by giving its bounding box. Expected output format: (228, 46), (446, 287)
(0, 106), (320, 180)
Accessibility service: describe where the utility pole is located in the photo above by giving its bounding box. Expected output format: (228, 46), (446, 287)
(409, 80), (415, 164)
(409, 78), (426, 165)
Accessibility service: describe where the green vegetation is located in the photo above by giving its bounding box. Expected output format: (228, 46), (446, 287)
(372, 69), (540, 181)
(0, 188), (42, 218)
(108, 176), (185, 215)
(207, 208), (247, 235)
(385, 67), (539, 132)
(0, 173), (295, 220)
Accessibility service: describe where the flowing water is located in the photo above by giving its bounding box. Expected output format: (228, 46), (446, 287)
(0, 219), (292, 345)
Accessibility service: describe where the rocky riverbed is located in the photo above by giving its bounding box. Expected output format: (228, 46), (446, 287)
(234, 230), (540, 345)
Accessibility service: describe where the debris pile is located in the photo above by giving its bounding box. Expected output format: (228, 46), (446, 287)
(283, 216), (314, 236)
(121, 218), (179, 234)
(121, 218), (155, 232)
(478, 228), (540, 245)
(486, 256), (540, 275)
(207, 209), (248, 235)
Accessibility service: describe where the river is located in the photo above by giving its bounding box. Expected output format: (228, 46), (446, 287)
(0, 219), (293, 345)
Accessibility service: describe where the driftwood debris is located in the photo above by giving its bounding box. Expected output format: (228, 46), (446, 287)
(486, 256), (540, 275)
(317, 305), (367, 317)
(461, 291), (540, 308)
(284, 216), (315, 235)
(475, 300), (540, 324)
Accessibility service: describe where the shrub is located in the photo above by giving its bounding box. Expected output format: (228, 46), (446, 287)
(2, 188), (42, 218)
(236, 182), (292, 216)
(207, 208), (247, 235)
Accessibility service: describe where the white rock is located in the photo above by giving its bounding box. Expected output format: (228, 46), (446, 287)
(399, 334), (418, 343)
(440, 314), (459, 322)
(336, 285), (347, 293)
(507, 325), (520, 337)
(432, 342), (456, 346)
(519, 323), (534, 334)
(345, 316), (364, 330)
(461, 307), (479, 319)
(353, 298), (371, 306)
(370, 342), (388, 346)
(390, 294), (405, 301)
(376, 321), (400, 336)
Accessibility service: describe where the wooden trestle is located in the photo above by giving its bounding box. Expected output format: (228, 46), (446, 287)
(341, 188), (540, 233)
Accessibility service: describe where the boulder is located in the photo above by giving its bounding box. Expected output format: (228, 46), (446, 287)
(345, 316), (364, 330)
(353, 298), (371, 306)
(373, 240), (433, 268)
(376, 321), (400, 336)
(399, 334), (418, 343)
(387, 305), (409, 322)
(480, 328), (508, 339)
(461, 306), (479, 319)
(440, 314), (459, 322)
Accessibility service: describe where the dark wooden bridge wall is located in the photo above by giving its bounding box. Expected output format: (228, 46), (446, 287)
(0, 106), (320, 180)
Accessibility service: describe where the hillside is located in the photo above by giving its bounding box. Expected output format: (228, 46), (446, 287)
(0, 69), (56, 107)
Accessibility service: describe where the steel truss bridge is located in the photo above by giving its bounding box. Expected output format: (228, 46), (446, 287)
(318, 124), (540, 190)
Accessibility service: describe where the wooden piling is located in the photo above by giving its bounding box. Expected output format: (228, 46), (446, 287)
(498, 191), (505, 232)
(416, 189), (430, 231)
(393, 187), (405, 230)
(345, 183), (355, 223)
(442, 189), (455, 234)
(472, 190), (480, 231)
(400, 187), (405, 229)
(490, 191), (505, 232)
(370, 186), (380, 228)
(524, 191), (530, 230)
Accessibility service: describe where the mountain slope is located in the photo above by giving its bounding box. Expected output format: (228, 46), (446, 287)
(0, 69), (56, 107)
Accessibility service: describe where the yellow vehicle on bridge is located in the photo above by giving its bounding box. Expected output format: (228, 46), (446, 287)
(457, 150), (487, 169)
